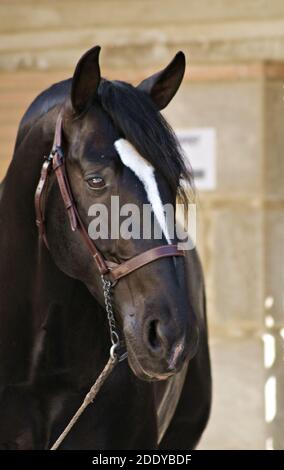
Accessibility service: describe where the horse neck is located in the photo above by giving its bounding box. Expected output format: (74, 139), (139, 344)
(0, 113), (108, 385)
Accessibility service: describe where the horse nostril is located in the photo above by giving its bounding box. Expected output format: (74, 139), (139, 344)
(147, 319), (169, 357)
(148, 320), (159, 350)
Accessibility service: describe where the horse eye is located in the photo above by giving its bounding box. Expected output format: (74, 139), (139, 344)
(87, 176), (106, 190)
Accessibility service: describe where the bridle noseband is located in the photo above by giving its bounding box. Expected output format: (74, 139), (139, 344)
(35, 110), (185, 360)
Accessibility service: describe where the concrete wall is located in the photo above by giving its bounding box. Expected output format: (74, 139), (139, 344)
(1, 0), (284, 70)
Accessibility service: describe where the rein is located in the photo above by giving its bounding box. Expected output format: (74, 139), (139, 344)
(34, 109), (185, 449)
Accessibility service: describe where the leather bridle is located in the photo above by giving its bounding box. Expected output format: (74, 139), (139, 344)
(35, 109), (185, 286)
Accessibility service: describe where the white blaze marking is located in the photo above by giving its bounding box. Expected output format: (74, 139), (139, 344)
(114, 138), (171, 243)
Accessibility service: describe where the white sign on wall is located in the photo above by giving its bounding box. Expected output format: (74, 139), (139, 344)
(176, 128), (216, 191)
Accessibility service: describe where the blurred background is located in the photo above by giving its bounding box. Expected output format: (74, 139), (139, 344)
(0, 0), (283, 450)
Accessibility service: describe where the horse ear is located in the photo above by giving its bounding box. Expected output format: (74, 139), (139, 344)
(137, 51), (186, 110)
(71, 46), (101, 114)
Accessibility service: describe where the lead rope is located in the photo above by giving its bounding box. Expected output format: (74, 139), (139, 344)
(50, 276), (127, 450)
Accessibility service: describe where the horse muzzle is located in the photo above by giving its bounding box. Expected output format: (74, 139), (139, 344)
(123, 312), (199, 381)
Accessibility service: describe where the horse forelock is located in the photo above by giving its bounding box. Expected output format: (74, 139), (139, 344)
(98, 79), (194, 204)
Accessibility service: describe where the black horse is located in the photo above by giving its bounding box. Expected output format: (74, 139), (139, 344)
(0, 46), (211, 450)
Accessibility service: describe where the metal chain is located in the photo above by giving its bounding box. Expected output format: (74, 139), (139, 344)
(101, 275), (128, 363)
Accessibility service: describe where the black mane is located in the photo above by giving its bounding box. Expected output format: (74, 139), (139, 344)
(98, 80), (193, 201)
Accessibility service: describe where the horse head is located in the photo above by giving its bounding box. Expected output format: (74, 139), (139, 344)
(44, 46), (199, 381)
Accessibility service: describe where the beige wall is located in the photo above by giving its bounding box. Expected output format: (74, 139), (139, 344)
(1, 0), (284, 71)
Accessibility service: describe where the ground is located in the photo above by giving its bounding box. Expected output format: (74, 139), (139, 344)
(198, 334), (265, 450)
